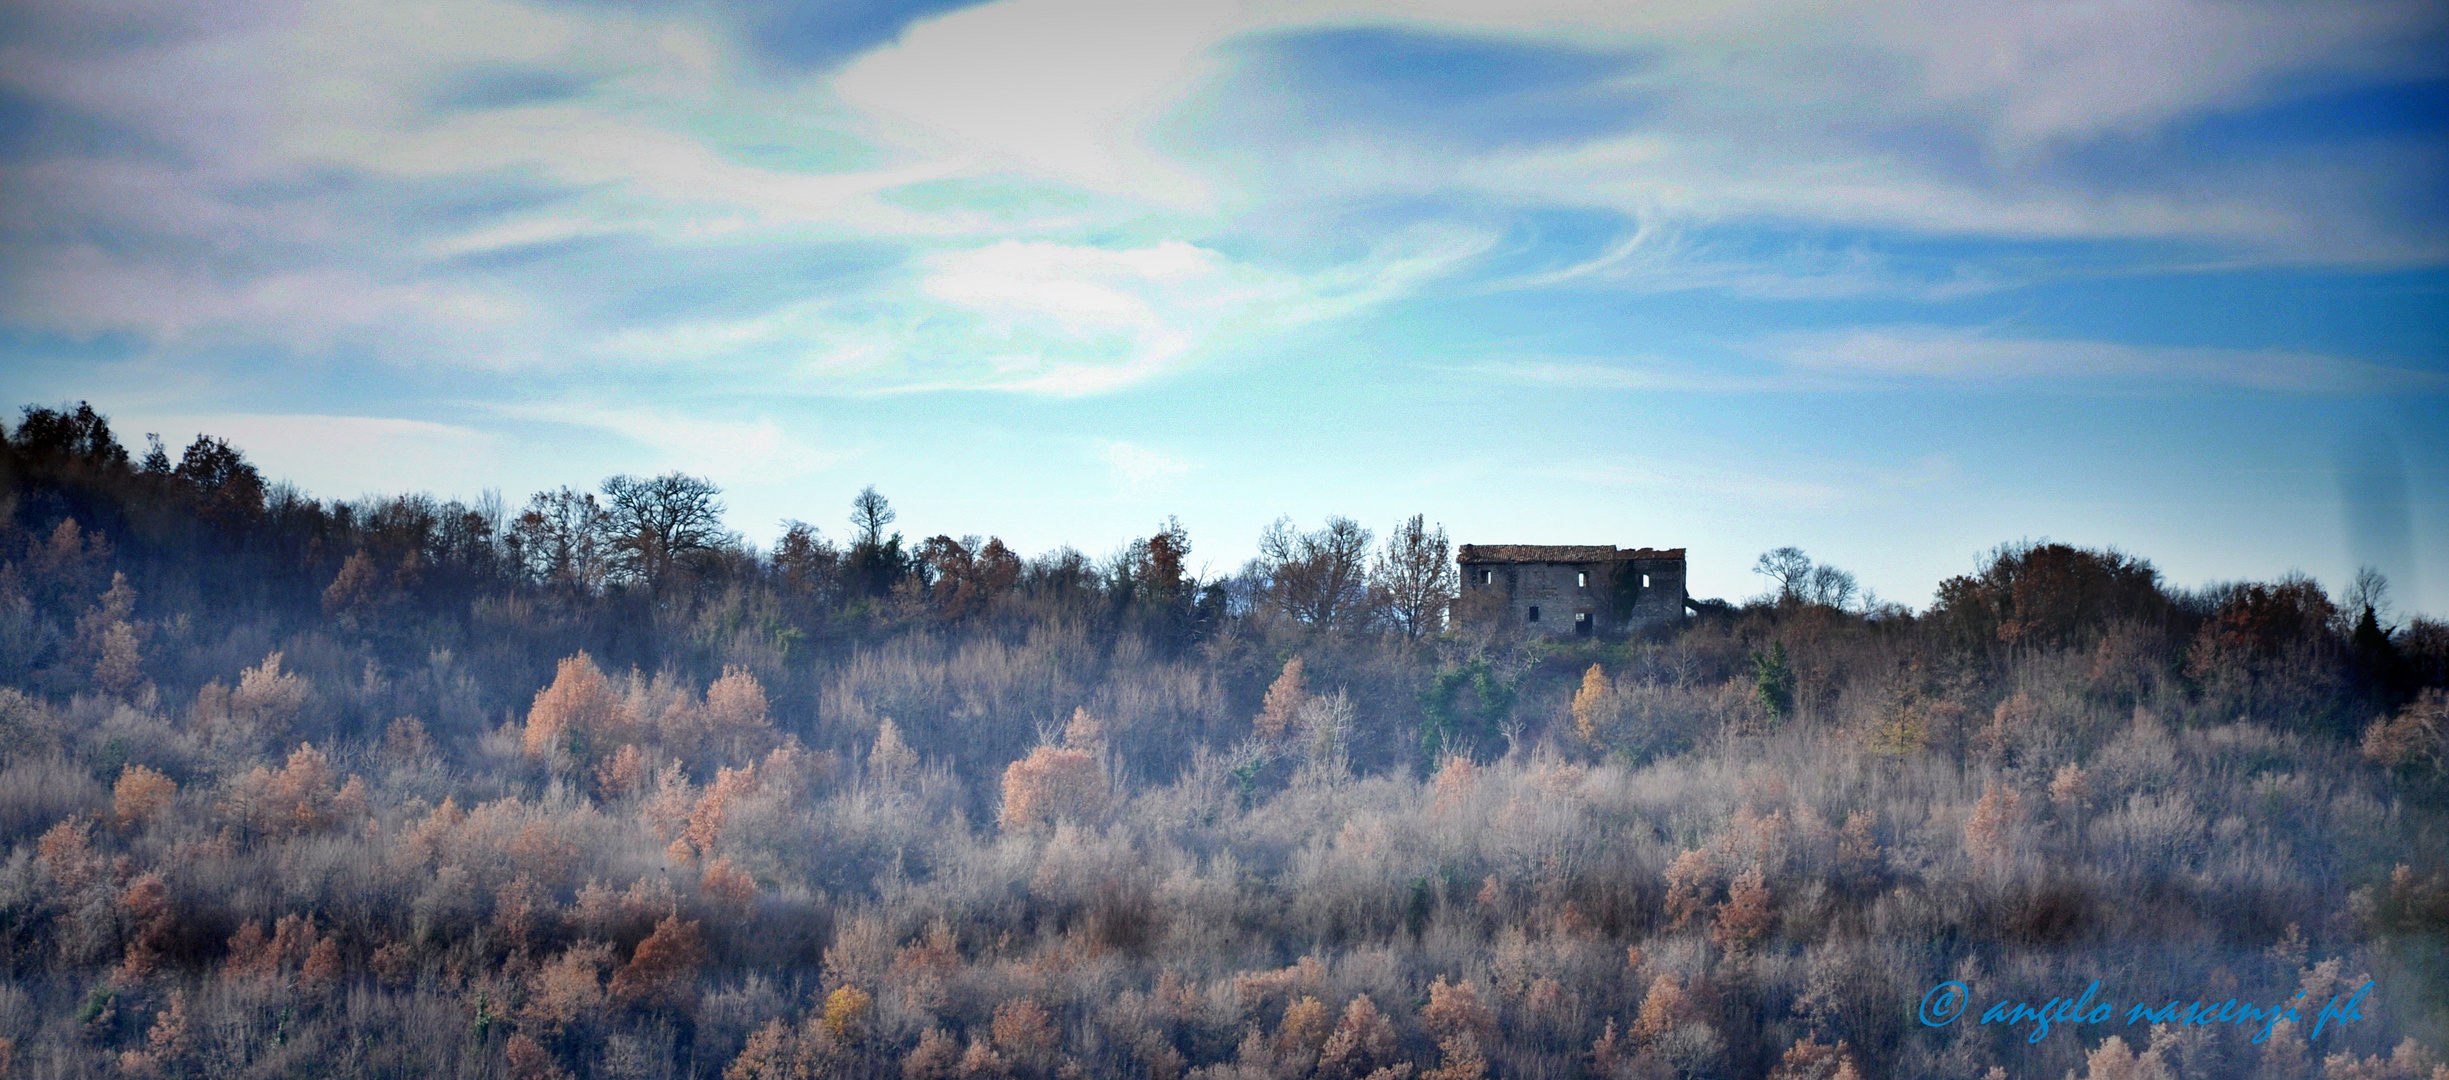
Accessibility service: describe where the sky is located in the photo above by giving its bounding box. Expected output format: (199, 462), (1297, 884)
(1, 0), (2444, 614)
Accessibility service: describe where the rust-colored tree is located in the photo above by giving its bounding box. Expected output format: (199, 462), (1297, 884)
(115, 873), (175, 981)
(524, 652), (625, 762)
(701, 855), (758, 911)
(36, 817), (99, 891)
(609, 915), (704, 1009)
(1930, 542), (2165, 654)
(669, 764), (759, 862)
(1316, 994), (1400, 1080)
(112, 764), (176, 830)
(1255, 657), (1308, 741)
(2364, 688), (2447, 776)
(522, 941), (615, 1037)
(990, 997), (1059, 1069)
(699, 666), (774, 764)
(998, 744), (1104, 830)
(1571, 664), (1620, 747)
(1708, 867), (1775, 952)
(1964, 781), (2022, 862)
(1419, 977), (1495, 1046)
(1766, 1035), (1861, 1080)
(220, 743), (366, 839)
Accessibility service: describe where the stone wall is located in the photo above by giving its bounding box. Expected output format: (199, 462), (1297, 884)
(1455, 545), (1687, 637)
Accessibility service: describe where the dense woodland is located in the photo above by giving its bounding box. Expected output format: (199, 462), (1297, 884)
(1, 401), (2445, 1080)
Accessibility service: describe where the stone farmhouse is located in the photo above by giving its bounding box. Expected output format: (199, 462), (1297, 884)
(1455, 544), (1689, 636)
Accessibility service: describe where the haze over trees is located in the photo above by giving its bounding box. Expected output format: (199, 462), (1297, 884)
(1, 401), (2446, 1079)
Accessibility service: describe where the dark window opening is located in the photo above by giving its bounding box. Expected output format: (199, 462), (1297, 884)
(1574, 612), (1592, 636)
(1527, 605), (1540, 623)
(1481, 569), (1493, 585)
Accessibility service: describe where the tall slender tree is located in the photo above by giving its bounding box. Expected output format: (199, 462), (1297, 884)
(845, 486), (907, 598)
(850, 485), (895, 548)
(1372, 514), (1455, 641)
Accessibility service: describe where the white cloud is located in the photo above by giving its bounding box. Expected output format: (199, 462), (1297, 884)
(1196, 0), (2444, 267)
(915, 239), (1260, 393)
(833, 0), (1238, 205)
(1471, 329), (2443, 395)
(593, 228), (1494, 395)
(1461, 357), (1800, 393)
(1101, 441), (1193, 496)
(1, 0), (2440, 384)
(934, 225), (1494, 393)
(587, 239), (1275, 394)
(1, 243), (534, 350)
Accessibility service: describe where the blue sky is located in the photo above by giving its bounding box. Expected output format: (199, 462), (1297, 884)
(1, 0), (2443, 613)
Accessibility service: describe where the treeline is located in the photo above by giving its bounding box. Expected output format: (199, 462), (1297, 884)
(0, 404), (1475, 777)
(0, 401), (2445, 1079)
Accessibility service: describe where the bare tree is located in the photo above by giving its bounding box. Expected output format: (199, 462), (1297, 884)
(1372, 514), (1455, 640)
(1753, 547), (1814, 605)
(850, 485), (896, 548)
(601, 473), (726, 596)
(845, 486), (909, 598)
(2343, 565), (2392, 627)
(1753, 547), (1859, 610)
(1262, 516), (1374, 629)
(510, 487), (615, 597)
(1805, 563), (1859, 610)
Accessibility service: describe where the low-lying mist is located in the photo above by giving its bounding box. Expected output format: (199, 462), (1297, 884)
(2, 402), (2444, 1080)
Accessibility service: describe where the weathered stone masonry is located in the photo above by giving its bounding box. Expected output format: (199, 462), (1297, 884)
(1455, 544), (1689, 636)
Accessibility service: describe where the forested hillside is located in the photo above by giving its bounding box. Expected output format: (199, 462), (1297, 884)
(2, 401), (2445, 1079)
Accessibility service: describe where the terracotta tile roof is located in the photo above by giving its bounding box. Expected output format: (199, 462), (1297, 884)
(1456, 545), (1685, 563)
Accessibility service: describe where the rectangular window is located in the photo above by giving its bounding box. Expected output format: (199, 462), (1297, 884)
(1481, 569), (1493, 585)
(1577, 571), (1587, 588)
(1575, 612), (1592, 636)
(1642, 573), (1651, 588)
(1527, 605), (1540, 623)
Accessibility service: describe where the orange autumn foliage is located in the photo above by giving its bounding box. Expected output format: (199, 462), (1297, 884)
(523, 652), (623, 761)
(113, 764), (177, 829)
(609, 914), (704, 1009)
(998, 745), (1103, 830)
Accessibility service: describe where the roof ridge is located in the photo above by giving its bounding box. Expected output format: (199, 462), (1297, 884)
(1457, 544), (1685, 563)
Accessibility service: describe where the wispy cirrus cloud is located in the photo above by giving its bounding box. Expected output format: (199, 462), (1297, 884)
(1763, 327), (2447, 393)
(2, 0), (2443, 436)
(588, 224), (1495, 395)
(6, 0), (2440, 384)
(1468, 327), (2443, 395)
